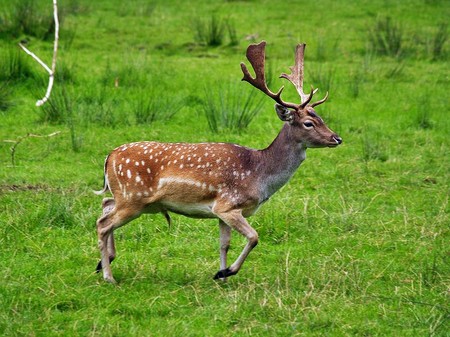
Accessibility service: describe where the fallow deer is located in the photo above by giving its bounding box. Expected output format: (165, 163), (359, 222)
(95, 41), (342, 283)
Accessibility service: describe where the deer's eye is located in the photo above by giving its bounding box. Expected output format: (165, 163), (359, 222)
(303, 121), (314, 128)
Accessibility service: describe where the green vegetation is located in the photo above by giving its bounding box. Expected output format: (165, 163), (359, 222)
(0, 0), (448, 336)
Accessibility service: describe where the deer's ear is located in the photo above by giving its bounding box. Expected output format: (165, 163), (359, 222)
(275, 104), (294, 123)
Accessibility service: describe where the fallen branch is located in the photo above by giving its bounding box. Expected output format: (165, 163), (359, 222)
(3, 131), (61, 166)
(19, 0), (59, 107)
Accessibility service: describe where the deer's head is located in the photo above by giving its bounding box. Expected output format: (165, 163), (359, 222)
(241, 41), (342, 148)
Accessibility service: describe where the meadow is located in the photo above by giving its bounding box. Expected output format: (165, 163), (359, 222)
(0, 0), (449, 335)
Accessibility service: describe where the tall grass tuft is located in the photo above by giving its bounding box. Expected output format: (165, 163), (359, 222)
(431, 23), (448, 60)
(226, 19), (239, 46)
(415, 94), (434, 129)
(193, 15), (225, 47)
(203, 82), (264, 133)
(33, 194), (77, 228)
(132, 91), (183, 125)
(0, 0), (53, 39)
(38, 85), (82, 152)
(38, 85), (72, 124)
(348, 70), (365, 98)
(308, 64), (335, 93)
(361, 132), (388, 163)
(0, 82), (13, 112)
(384, 60), (405, 79)
(117, 1), (156, 17)
(0, 46), (34, 82)
(369, 16), (404, 57)
(78, 86), (120, 128)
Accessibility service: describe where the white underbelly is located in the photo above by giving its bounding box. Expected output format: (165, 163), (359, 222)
(161, 200), (217, 219)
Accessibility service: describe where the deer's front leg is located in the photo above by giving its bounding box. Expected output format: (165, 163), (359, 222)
(96, 205), (140, 284)
(218, 220), (232, 279)
(213, 210), (258, 279)
(96, 198), (117, 273)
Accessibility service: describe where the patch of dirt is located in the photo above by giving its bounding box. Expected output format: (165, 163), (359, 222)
(0, 184), (51, 193)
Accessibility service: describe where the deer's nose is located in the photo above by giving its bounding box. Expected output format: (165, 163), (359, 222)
(333, 134), (342, 145)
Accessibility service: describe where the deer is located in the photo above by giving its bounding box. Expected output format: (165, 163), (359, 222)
(95, 41), (342, 284)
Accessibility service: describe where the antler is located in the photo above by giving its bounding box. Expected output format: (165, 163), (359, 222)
(242, 41), (329, 110)
(280, 44), (315, 108)
(280, 43), (329, 108)
(240, 41), (299, 110)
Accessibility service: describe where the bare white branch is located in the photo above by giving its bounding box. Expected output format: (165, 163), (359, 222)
(19, 0), (59, 107)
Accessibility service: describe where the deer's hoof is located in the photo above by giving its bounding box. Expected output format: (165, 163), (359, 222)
(213, 268), (237, 280)
(95, 256), (115, 272)
(96, 260), (102, 273)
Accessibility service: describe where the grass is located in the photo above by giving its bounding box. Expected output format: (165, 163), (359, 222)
(203, 81), (264, 133)
(369, 16), (404, 58)
(0, 0), (449, 336)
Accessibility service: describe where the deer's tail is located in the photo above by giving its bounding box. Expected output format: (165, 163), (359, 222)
(94, 155), (110, 195)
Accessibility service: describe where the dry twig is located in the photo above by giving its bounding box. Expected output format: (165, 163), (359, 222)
(3, 131), (61, 166)
(19, 0), (59, 106)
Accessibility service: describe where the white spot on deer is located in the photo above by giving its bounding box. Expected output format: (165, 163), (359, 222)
(118, 164), (123, 172)
(147, 168), (151, 174)
(136, 176), (141, 183)
(135, 161), (140, 166)
(137, 192), (142, 197)
(180, 164), (184, 169)
(174, 160), (178, 164)
(126, 158), (130, 164)
(127, 170), (132, 179)
(141, 161), (145, 166)
(197, 157), (202, 162)
(180, 155), (185, 160)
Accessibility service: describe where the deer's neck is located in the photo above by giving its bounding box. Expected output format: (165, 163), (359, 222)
(256, 124), (306, 200)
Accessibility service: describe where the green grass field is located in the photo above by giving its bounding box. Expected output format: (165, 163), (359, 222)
(0, 0), (449, 335)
